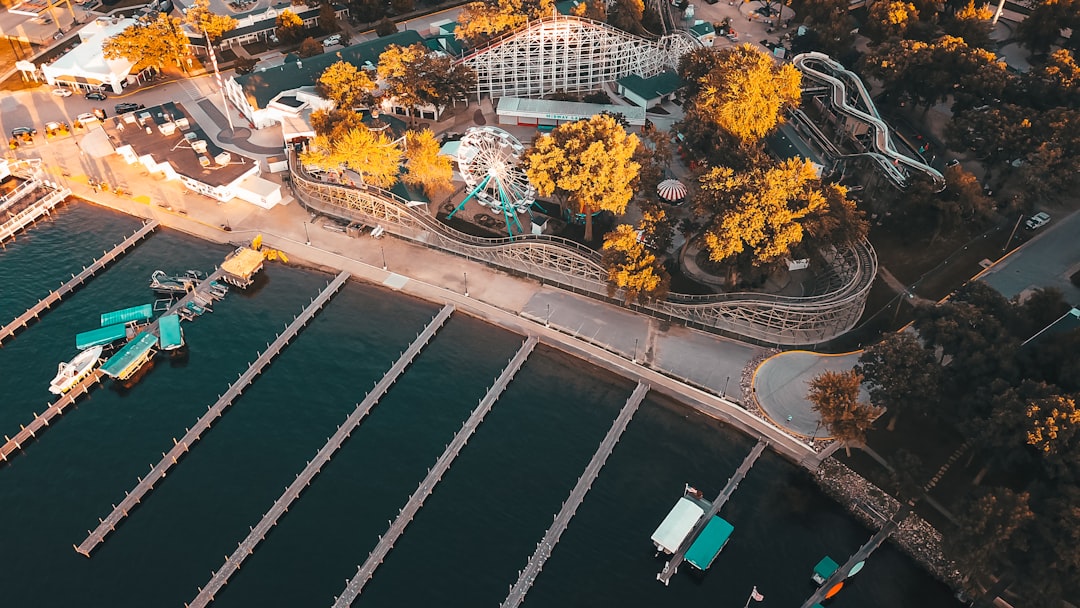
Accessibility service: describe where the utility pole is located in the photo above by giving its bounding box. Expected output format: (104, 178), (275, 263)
(1003, 213), (1023, 252)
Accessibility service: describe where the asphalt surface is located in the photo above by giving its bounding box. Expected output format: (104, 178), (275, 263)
(979, 210), (1080, 306)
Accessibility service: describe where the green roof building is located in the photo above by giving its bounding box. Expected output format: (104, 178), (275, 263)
(616, 70), (683, 109)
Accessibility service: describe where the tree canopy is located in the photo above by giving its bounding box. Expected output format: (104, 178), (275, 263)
(863, 1), (919, 43)
(317, 60), (377, 110)
(687, 44), (801, 145)
(183, 0), (237, 42)
(455, 0), (555, 46)
(856, 332), (942, 425)
(601, 224), (670, 304)
(300, 127), (402, 189)
(103, 13), (190, 70)
(377, 43), (475, 121)
(403, 129), (453, 197)
(275, 9), (305, 43)
(807, 369), (883, 449)
(524, 114), (640, 241)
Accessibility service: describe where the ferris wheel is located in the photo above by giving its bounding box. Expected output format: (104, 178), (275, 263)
(449, 126), (536, 237)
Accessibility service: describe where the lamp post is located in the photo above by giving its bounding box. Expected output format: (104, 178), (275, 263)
(633, 338), (639, 363)
(303, 221), (310, 245)
(545, 303), (551, 327)
(722, 375), (730, 398)
(463, 272), (468, 297)
(380, 245), (386, 270)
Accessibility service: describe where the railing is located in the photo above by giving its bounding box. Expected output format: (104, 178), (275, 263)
(289, 153), (877, 345)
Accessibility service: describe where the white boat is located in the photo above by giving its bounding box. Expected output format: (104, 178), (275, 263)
(49, 346), (103, 395)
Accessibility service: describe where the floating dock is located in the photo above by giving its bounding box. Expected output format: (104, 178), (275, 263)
(334, 336), (539, 607)
(501, 381), (650, 608)
(0, 221), (159, 345)
(657, 438), (767, 585)
(0, 159), (72, 243)
(186, 304), (455, 608)
(0, 370), (103, 462)
(75, 272), (351, 557)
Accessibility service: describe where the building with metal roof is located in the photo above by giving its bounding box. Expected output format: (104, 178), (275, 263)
(616, 70), (683, 109)
(40, 17), (139, 94)
(496, 96), (647, 128)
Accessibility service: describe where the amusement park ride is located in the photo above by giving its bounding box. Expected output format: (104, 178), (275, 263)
(447, 127), (537, 239)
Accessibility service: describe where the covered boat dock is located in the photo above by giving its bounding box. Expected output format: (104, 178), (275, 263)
(651, 498), (706, 554)
(220, 247), (265, 288)
(75, 324), (129, 350)
(100, 304), (153, 326)
(157, 315), (184, 350)
(100, 332), (157, 380)
(685, 516), (734, 571)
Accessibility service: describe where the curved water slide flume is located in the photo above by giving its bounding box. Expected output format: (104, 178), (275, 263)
(792, 52), (946, 192)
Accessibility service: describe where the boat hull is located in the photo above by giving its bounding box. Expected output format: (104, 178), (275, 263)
(49, 346), (104, 395)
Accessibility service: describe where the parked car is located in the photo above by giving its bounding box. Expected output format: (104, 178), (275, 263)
(11, 126), (37, 137)
(323, 35), (341, 47)
(51, 88), (72, 97)
(85, 91), (107, 100)
(115, 102), (145, 114)
(76, 112), (99, 125)
(1024, 212), (1051, 231)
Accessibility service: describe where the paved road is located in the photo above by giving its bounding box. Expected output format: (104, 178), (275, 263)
(752, 351), (870, 439)
(979, 209), (1080, 306)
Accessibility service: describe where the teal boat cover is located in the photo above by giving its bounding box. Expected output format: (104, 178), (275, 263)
(101, 332), (158, 378)
(158, 315), (183, 350)
(100, 304), (153, 326)
(76, 323), (127, 350)
(685, 516), (734, 571)
(813, 556), (840, 581)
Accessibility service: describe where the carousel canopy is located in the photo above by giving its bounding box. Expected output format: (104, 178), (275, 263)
(657, 179), (687, 201)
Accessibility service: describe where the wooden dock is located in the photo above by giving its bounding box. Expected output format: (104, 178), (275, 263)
(186, 304), (455, 608)
(0, 221), (159, 345)
(0, 184), (71, 243)
(501, 381), (650, 608)
(798, 505), (911, 608)
(0, 370), (103, 462)
(333, 336), (539, 607)
(657, 438), (768, 585)
(75, 271), (350, 557)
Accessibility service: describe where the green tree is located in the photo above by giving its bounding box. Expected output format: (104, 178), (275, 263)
(807, 369), (883, 453)
(403, 129), (453, 197)
(570, 0), (606, 21)
(943, 0), (994, 50)
(455, 0), (554, 46)
(1022, 49), (1080, 110)
(298, 36), (322, 58)
(317, 60), (377, 110)
(524, 114), (640, 241)
(375, 17), (398, 36)
(1026, 394), (1080, 465)
(693, 158), (829, 275)
(944, 487), (1034, 597)
(690, 44), (801, 145)
(789, 0), (855, 56)
(391, 0), (414, 14)
(601, 224), (671, 304)
(300, 127), (402, 188)
(855, 331), (942, 428)
(309, 108), (366, 139)
(1016, 0), (1080, 55)
(183, 0), (238, 42)
(637, 203), (674, 254)
(276, 9), (305, 43)
(863, 1), (919, 43)
(607, 0), (644, 33)
(802, 184), (868, 249)
(941, 164), (995, 228)
(377, 44), (473, 122)
(103, 13), (190, 70)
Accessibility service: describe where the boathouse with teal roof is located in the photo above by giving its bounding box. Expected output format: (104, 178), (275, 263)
(685, 515), (734, 570)
(75, 324), (128, 350)
(100, 332), (158, 380)
(100, 304), (153, 326)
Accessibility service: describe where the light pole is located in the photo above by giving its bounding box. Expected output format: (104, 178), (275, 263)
(303, 221), (310, 245)
(545, 303), (551, 327)
(380, 245), (386, 270)
(1003, 213), (1024, 252)
(633, 338), (639, 363)
(722, 375), (730, 398)
(463, 272), (468, 297)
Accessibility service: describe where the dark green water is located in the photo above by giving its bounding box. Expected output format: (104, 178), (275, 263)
(0, 201), (961, 608)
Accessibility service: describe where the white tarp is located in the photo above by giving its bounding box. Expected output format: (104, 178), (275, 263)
(651, 498), (704, 554)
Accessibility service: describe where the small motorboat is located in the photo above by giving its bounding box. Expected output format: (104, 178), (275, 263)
(150, 270), (196, 296)
(49, 345), (104, 395)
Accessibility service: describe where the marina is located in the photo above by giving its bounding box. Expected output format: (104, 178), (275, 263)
(0, 159), (72, 243)
(334, 336), (540, 607)
(500, 381), (650, 608)
(76, 271), (351, 557)
(188, 304), (456, 608)
(1, 369), (103, 461)
(0, 221), (159, 344)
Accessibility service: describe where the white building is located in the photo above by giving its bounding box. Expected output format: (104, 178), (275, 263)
(40, 17), (138, 94)
(102, 101), (283, 208)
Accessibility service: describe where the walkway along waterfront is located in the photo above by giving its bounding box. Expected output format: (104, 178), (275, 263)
(0, 370), (103, 462)
(333, 336), (540, 608)
(75, 271), (351, 557)
(657, 438), (768, 585)
(501, 381), (651, 608)
(0, 220), (159, 345)
(186, 304), (456, 608)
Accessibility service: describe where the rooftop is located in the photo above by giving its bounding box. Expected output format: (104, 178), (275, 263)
(233, 29), (424, 110)
(684, 516), (734, 570)
(220, 247), (265, 279)
(103, 101), (255, 188)
(617, 70), (683, 101)
(496, 96), (647, 124)
(43, 17), (136, 80)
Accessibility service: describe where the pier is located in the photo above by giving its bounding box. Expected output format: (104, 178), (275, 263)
(0, 221), (159, 345)
(657, 438), (767, 585)
(501, 381), (650, 608)
(75, 271), (351, 557)
(0, 160), (72, 243)
(0, 370), (103, 462)
(798, 505), (911, 608)
(186, 304), (455, 608)
(334, 336), (540, 608)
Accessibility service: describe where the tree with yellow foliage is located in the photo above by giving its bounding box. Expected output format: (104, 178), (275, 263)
(863, 1), (919, 43)
(103, 13), (189, 70)
(944, 0), (994, 50)
(571, 0), (606, 21)
(403, 129), (453, 197)
(455, 0), (555, 46)
(1026, 394), (1080, 457)
(693, 158), (829, 276)
(690, 44), (801, 146)
(275, 9), (305, 43)
(300, 127), (402, 189)
(183, 0), (237, 42)
(317, 60), (377, 110)
(524, 114), (640, 241)
(601, 224), (670, 304)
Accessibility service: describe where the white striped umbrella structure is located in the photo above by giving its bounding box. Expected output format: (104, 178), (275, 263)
(657, 179), (687, 202)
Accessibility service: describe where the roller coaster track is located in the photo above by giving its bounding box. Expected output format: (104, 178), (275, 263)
(290, 153), (876, 345)
(792, 52), (945, 191)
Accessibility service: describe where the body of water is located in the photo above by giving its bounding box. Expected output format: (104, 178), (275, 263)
(0, 201), (961, 607)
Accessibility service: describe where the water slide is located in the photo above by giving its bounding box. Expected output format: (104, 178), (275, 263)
(792, 52), (945, 191)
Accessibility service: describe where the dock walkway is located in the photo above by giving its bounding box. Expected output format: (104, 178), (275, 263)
(0, 184), (71, 243)
(501, 381), (650, 608)
(334, 336), (540, 607)
(0, 370), (103, 462)
(186, 304), (455, 608)
(657, 438), (768, 585)
(0, 221), (159, 345)
(75, 271), (351, 556)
